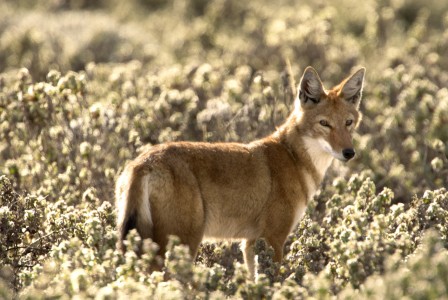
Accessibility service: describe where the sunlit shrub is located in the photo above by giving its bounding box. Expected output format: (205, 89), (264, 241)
(1, 0), (448, 298)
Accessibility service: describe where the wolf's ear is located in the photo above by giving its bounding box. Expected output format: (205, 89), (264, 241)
(296, 67), (325, 108)
(341, 67), (365, 107)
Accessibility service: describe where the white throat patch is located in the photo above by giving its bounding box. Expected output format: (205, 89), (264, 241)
(303, 137), (335, 177)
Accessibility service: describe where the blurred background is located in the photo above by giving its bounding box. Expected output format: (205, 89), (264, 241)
(1, 0), (447, 201)
(1, 0), (448, 78)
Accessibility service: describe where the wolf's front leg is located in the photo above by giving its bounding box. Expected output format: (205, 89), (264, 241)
(242, 239), (256, 279)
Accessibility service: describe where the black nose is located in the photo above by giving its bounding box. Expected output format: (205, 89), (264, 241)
(342, 148), (355, 160)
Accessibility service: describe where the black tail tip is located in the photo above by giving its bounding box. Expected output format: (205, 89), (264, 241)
(120, 212), (137, 246)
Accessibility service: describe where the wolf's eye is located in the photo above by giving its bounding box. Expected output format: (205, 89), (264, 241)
(346, 120), (353, 126)
(319, 120), (330, 127)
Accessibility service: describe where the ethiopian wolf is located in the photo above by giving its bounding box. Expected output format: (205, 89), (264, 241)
(116, 66), (365, 277)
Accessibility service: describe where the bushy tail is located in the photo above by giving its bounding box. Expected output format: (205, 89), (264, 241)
(116, 165), (153, 252)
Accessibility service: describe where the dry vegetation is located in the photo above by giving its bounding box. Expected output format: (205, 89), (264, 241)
(1, 0), (448, 298)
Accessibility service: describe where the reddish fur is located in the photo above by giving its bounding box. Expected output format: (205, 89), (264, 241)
(115, 66), (365, 277)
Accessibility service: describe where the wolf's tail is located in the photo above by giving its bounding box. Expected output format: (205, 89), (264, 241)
(115, 165), (153, 251)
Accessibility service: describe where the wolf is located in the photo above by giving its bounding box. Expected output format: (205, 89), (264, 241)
(115, 66), (365, 277)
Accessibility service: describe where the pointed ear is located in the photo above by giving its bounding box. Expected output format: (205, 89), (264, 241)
(296, 67), (325, 108)
(341, 67), (365, 107)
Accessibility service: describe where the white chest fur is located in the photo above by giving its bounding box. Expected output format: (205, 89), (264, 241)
(302, 136), (334, 177)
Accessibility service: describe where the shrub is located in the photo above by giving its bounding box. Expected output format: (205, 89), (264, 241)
(0, 0), (447, 297)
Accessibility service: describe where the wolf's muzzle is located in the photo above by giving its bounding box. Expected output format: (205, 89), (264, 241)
(342, 148), (355, 160)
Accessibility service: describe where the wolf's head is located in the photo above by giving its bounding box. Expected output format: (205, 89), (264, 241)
(294, 66), (365, 163)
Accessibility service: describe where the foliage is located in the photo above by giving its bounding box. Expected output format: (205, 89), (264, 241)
(0, 0), (447, 298)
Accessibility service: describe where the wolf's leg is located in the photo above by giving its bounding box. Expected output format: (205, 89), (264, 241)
(265, 236), (285, 264)
(242, 239), (256, 279)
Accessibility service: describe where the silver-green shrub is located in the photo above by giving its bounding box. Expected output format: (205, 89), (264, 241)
(1, 0), (447, 298)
